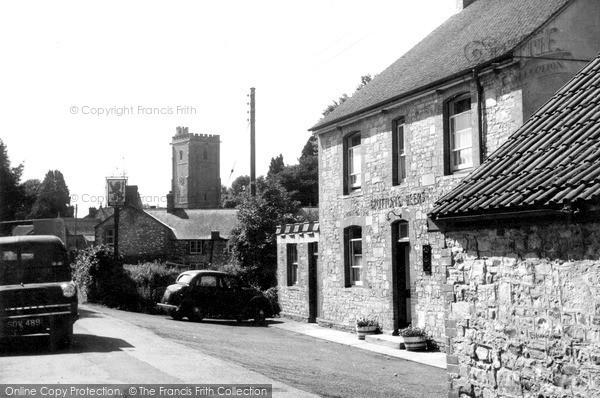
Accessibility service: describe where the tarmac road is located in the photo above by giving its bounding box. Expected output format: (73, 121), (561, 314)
(0, 305), (446, 398)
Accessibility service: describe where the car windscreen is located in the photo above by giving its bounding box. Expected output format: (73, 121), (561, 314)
(0, 241), (71, 286)
(176, 273), (194, 285)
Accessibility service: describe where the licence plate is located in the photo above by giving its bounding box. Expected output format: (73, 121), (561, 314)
(4, 317), (45, 335)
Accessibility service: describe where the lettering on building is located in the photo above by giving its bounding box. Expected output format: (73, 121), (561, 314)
(370, 189), (435, 211)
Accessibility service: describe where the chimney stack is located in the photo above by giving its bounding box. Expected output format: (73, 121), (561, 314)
(456, 0), (477, 11)
(167, 192), (174, 213)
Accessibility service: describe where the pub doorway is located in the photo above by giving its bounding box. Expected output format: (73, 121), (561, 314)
(308, 242), (319, 323)
(392, 220), (411, 335)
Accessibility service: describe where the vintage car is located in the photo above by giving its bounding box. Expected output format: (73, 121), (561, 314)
(0, 235), (78, 350)
(158, 270), (273, 324)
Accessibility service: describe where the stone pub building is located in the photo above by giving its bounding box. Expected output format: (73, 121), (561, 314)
(277, 0), (600, 344)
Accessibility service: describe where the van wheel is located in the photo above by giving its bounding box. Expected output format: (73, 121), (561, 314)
(50, 323), (73, 351)
(253, 307), (267, 326)
(170, 308), (183, 321)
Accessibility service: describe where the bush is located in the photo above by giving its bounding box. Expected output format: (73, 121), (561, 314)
(125, 262), (180, 313)
(399, 325), (427, 338)
(73, 248), (182, 314)
(72, 245), (140, 311)
(262, 286), (281, 316)
(356, 318), (379, 328)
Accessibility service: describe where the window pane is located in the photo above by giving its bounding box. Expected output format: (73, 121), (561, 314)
(351, 239), (362, 256)
(451, 98), (471, 115)
(397, 126), (404, 153)
(399, 156), (406, 180)
(351, 147), (361, 173)
(398, 222), (409, 240)
(348, 145), (361, 188)
(451, 112), (471, 133)
(200, 276), (217, 287)
(351, 266), (361, 283)
(453, 130), (471, 149)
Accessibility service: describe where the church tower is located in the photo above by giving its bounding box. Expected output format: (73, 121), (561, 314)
(171, 126), (221, 209)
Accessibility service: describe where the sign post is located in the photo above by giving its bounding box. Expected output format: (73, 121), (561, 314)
(106, 178), (127, 261)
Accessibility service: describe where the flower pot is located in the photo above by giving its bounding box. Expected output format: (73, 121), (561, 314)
(356, 325), (378, 340)
(402, 336), (426, 351)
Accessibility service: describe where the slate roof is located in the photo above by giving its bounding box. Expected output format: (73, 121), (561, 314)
(430, 53), (600, 219)
(310, 0), (572, 131)
(62, 218), (99, 237)
(144, 208), (239, 240)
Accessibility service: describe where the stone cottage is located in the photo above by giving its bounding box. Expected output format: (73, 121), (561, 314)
(276, 222), (320, 322)
(95, 205), (238, 266)
(95, 126), (236, 266)
(300, 0), (600, 342)
(429, 52), (600, 398)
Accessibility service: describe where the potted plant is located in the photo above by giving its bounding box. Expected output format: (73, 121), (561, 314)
(399, 326), (427, 351)
(356, 318), (379, 340)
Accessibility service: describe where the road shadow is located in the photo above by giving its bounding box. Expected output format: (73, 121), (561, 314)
(160, 316), (285, 328)
(78, 307), (106, 319)
(0, 333), (134, 357)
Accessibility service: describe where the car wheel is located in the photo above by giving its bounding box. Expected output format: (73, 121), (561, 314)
(170, 308), (183, 321)
(188, 306), (205, 322)
(50, 323), (73, 351)
(253, 307), (267, 326)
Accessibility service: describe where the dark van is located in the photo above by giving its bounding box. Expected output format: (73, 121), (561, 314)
(0, 235), (78, 349)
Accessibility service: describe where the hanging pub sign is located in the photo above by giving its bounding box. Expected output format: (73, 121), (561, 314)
(106, 178), (127, 207)
(422, 244), (432, 275)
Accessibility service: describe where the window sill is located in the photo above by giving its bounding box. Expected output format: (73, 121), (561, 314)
(391, 180), (407, 187)
(344, 284), (366, 290)
(342, 189), (363, 198)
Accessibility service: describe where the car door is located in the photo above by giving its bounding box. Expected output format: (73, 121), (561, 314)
(219, 275), (243, 317)
(188, 274), (218, 315)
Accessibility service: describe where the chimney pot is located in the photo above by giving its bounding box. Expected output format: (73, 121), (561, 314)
(456, 0), (477, 11)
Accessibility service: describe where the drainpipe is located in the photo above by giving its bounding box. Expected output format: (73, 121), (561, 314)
(472, 68), (485, 165)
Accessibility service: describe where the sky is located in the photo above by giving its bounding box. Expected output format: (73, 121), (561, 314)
(0, 0), (457, 212)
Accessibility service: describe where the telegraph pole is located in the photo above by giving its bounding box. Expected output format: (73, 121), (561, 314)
(250, 87), (256, 197)
(113, 207), (119, 261)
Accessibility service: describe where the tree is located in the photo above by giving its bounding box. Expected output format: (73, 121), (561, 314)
(0, 139), (24, 221)
(227, 179), (300, 289)
(15, 179), (41, 220)
(321, 74), (373, 117)
(267, 154), (285, 179)
(29, 170), (73, 218)
(221, 175), (267, 208)
(266, 136), (319, 206)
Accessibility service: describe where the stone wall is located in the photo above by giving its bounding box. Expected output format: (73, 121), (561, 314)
(445, 220), (600, 398)
(95, 207), (171, 262)
(317, 64), (526, 339)
(171, 239), (230, 267)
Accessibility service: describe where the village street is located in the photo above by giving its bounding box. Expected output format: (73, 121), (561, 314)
(0, 305), (446, 398)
